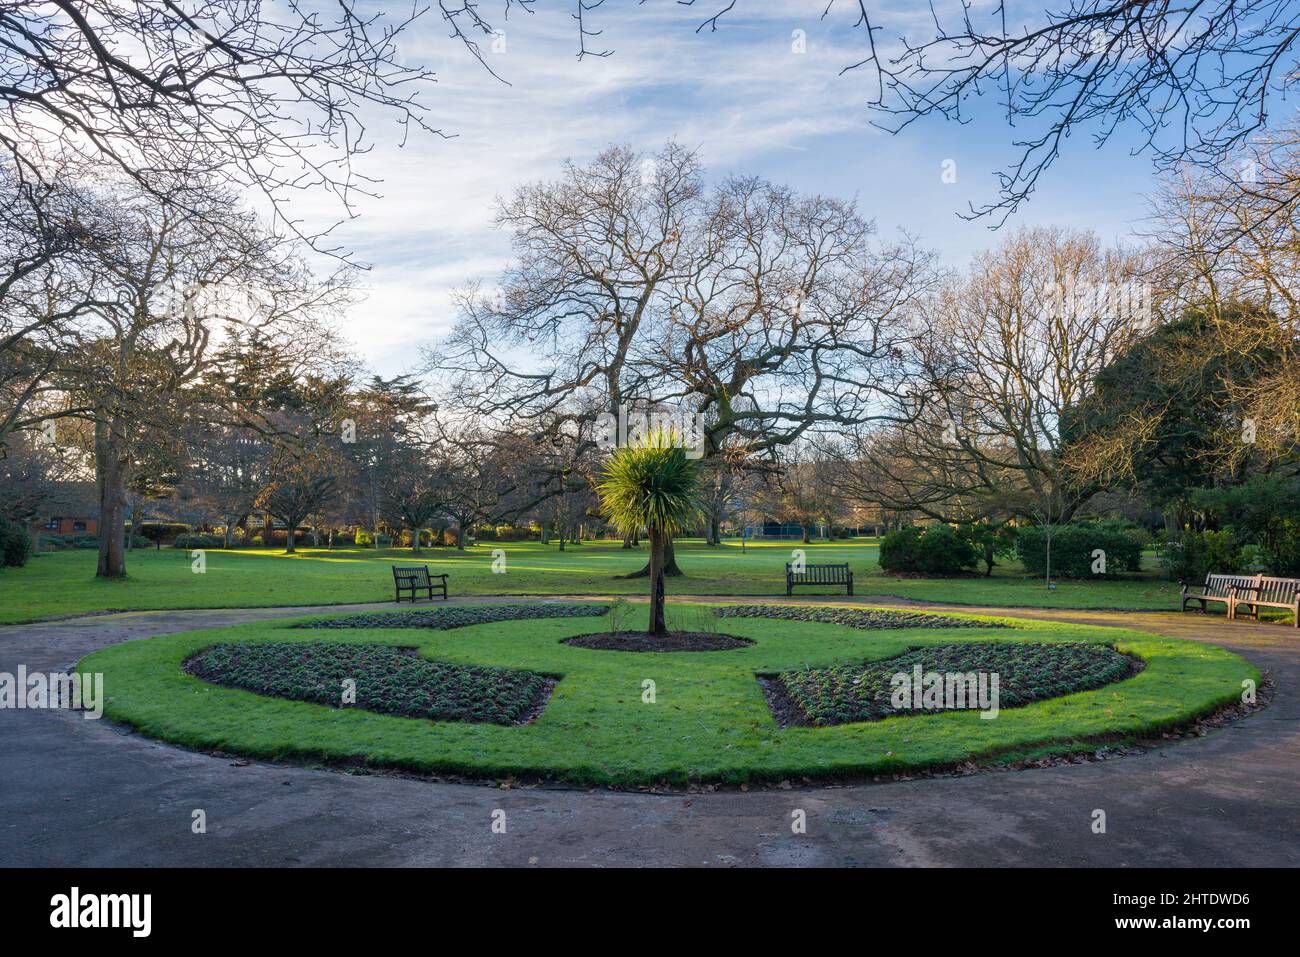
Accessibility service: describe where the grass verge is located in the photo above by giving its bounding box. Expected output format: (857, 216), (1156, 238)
(79, 601), (1257, 787)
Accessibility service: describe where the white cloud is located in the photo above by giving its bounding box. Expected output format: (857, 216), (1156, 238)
(312, 1), (1158, 375)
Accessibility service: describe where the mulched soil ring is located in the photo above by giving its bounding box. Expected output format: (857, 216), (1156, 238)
(561, 631), (754, 652)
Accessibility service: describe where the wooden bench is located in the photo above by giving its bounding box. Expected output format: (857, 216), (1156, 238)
(391, 565), (449, 603)
(786, 562), (853, 596)
(1181, 573), (1300, 626)
(1229, 575), (1300, 628)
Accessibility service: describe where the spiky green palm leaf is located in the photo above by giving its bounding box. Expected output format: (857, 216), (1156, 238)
(596, 428), (703, 536)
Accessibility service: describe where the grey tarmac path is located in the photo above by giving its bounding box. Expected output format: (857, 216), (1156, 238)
(1, 595), (1295, 867)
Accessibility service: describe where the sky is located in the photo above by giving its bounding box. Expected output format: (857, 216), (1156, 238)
(318, 1), (1178, 377)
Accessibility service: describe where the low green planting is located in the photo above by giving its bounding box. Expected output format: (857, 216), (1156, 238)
(294, 603), (609, 630)
(187, 642), (551, 725)
(718, 604), (1006, 630)
(0, 539), (1184, 624)
(79, 602), (1256, 786)
(774, 642), (1135, 726)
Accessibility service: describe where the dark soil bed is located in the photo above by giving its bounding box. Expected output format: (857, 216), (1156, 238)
(184, 642), (556, 725)
(561, 630), (754, 652)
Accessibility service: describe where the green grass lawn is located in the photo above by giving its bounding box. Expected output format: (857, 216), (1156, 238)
(0, 538), (1186, 624)
(79, 602), (1255, 786)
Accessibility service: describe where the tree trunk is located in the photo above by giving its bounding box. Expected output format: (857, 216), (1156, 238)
(411, 527), (421, 554)
(284, 525), (297, 554)
(1044, 526), (1052, 588)
(648, 527), (668, 635)
(456, 524), (466, 549)
(620, 537), (683, 578)
(622, 532), (636, 549)
(801, 525), (811, 544)
(95, 417), (128, 579)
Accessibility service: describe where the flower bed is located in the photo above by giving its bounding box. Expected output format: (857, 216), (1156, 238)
(186, 642), (554, 725)
(771, 641), (1136, 726)
(718, 604), (1008, 630)
(294, 602), (608, 630)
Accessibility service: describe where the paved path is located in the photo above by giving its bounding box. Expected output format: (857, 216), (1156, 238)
(1, 597), (1295, 867)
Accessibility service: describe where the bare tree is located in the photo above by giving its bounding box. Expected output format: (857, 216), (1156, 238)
(843, 227), (1151, 583)
(54, 176), (350, 577)
(437, 142), (934, 573)
(0, 1), (444, 239)
(803, 0), (1300, 221)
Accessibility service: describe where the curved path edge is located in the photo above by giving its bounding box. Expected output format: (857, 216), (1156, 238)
(1, 595), (1295, 867)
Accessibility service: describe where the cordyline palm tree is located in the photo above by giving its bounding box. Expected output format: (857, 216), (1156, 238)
(597, 429), (703, 635)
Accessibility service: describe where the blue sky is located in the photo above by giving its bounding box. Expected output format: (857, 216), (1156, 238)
(325, 1), (1180, 375)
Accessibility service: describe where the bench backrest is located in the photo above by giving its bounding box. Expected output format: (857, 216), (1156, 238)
(1203, 574), (1259, 598)
(392, 565), (431, 587)
(1257, 576), (1300, 603)
(786, 562), (850, 583)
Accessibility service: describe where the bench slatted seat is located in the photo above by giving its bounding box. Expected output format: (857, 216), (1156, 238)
(391, 564), (449, 603)
(1230, 575), (1300, 628)
(1181, 573), (1300, 626)
(786, 562), (853, 596)
(1181, 574), (1258, 618)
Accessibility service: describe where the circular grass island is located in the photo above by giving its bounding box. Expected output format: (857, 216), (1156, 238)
(79, 601), (1259, 787)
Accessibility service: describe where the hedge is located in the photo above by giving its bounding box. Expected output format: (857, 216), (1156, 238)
(1016, 524), (1142, 579)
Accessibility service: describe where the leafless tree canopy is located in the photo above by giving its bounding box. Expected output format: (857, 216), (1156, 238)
(436, 142), (935, 466)
(0, 0), (442, 237)
(682, 1), (1300, 221)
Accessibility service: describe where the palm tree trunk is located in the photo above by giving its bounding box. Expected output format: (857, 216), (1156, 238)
(648, 527), (668, 635)
(620, 538), (683, 578)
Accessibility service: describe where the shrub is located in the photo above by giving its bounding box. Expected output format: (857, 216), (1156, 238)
(173, 533), (224, 549)
(878, 525), (977, 576)
(878, 527), (922, 573)
(0, 515), (32, 568)
(1193, 476), (1300, 576)
(1161, 529), (1246, 583)
(956, 523), (1018, 576)
(1016, 524), (1142, 579)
